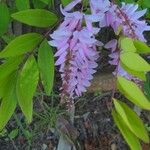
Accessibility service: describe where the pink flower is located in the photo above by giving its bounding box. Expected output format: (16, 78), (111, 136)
(49, 0), (150, 101)
(49, 0), (102, 100)
(66, 28), (100, 97)
(92, 1), (150, 78)
(90, 1), (150, 41)
(90, 0), (110, 15)
(117, 3), (150, 41)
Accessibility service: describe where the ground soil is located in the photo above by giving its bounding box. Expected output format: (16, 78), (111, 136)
(0, 92), (131, 150)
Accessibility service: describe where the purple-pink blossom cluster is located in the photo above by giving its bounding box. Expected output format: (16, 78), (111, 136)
(90, 0), (150, 41)
(90, 0), (150, 79)
(49, 0), (101, 101)
(49, 0), (150, 100)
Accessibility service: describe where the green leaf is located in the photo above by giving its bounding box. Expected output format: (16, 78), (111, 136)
(137, 0), (142, 6)
(15, 0), (30, 11)
(0, 72), (18, 131)
(121, 62), (146, 81)
(61, 0), (72, 6)
(17, 56), (39, 123)
(139, 0), (150, 8)
(8, 129), (19, 139)
(144, 72), (150, 100)
(120, 52), (150, 72)
(113, 99), (149, 143)
(32, 0), (47, 8)
(38, 40), (54, 95)
(0, 33), (42, 57)
(0, 56), (23, 98)
(24, 130), (32, 139)
(120, 37), (136, 52)
(144, 82), (150, 100)
(133, 40), (150, 54)
(112, 109), (142, 150)
(124, 0), (134, 2)
(117, 76), (150, 110)
(0, 56), (23, 81)
(11, 9), (58, 27)
(39, 0), (49, 4)
(0, 77), (9, 98)
(0, 2), (10, 35)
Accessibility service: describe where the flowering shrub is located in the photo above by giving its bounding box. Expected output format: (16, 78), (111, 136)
(0, 0), (150, 149)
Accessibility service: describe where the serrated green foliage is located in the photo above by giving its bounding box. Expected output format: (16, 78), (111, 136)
(61, 0), (72, 6)
(112, 109), (142, 150)
(120, 52), (150, 72)
(113, 99), (149, 143)
(0, 72), (18, 131)
(38, 40), (54, 95)
(117, 76), (150, 110)
(17, 56), (39, 123)
(0, 56), (23, 81)
(11, 9), (58, 27)
(15, 0), (30, 11)
(0, 33), (42, 57)
(134, 40), (150, 54)
(0, 2), (10, 35)
(120, 37), (136, 52)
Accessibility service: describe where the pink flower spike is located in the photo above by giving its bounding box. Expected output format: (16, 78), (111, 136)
(49, 0), (107, 101)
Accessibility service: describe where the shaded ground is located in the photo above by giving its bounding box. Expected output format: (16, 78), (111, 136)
(75, 93), (129, 150)
(0, 91), (130, 150)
